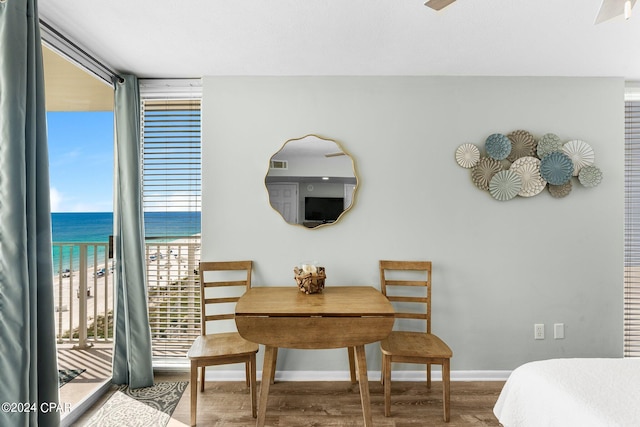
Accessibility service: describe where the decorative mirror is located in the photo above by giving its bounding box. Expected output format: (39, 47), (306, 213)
(265, 134), (358, 229)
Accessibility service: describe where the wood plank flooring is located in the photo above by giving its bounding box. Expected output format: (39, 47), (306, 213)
(73, 373), (504, 426)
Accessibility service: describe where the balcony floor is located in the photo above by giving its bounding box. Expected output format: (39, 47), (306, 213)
(58, 341), (112, 419)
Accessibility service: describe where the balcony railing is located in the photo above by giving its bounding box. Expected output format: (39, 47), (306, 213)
(53, 236), (201, 359)
(145, 236), (201, 359)
(54, 242), (112, 349)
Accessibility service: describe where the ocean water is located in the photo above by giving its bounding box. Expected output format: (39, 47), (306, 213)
(52, 212), (114, 243)
(51, 212), (201, 273)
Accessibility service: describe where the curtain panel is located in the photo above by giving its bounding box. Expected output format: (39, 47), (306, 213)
(112, 75), (154, 388)
(0, 0), (60, 425)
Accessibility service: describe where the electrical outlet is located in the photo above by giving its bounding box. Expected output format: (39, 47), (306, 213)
(534, 324), (545, 340)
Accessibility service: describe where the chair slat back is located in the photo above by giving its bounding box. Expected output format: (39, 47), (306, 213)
(199, 260), (252, 335)
(380, 260), (432, 333)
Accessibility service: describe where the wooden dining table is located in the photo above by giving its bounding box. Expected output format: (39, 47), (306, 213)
(235, 286), (395, 427)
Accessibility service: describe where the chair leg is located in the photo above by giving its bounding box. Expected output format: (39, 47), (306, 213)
(348, 347), (357, 384)
(426, 362), (432, 389)
(200, 365), (205, 392)
(383, 354), (392, 417)
(245, 361), (250, 387)
(190, 361), (198, 426)
(250, 353), (257, 418)
(442, 359), (451, 422)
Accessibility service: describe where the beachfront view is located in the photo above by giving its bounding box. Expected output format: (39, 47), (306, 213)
(52, 212), (201, 357)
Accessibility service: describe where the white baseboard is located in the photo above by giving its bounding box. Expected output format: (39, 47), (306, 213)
(204, 370), (511, 382)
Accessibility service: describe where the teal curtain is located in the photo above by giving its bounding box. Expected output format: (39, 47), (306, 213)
(0, 0), (60, 426)
(112, 75), (154, 388)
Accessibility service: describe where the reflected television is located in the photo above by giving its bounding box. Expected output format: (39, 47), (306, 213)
(304, 197), (344, 222)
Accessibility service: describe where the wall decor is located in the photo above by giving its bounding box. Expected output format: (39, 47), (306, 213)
(455, 143), (480, 168)
(539, 151), (573, 185)
(510, 156), (546, 197)
(548, 181), (572, 198)
(537, 133), (564, 158)
(562, 139), (595, 176)
(485, 133), (512, 160)
(471, 157), (502, 191)
(456, 130), (602, 201)
(578, 165), (603, 188)
(489, 170), (522, 201)
(506, 130), (536, 162)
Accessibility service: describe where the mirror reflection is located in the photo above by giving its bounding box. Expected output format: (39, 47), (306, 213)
(265, 135), (358, 229)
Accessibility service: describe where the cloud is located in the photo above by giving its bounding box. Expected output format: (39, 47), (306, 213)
(49, 187), (112, 213)
(50, 187), (62, 212)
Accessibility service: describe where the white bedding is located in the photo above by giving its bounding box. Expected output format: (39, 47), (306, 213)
(493, 358), (640, 427)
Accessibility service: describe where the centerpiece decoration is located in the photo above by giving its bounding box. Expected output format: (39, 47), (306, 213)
(294, 263), (326, 294)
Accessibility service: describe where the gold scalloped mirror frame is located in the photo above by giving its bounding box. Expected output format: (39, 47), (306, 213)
(265, 134), (358, 229)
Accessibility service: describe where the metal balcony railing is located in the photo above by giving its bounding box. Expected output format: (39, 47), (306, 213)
(53, 236), (201, 359)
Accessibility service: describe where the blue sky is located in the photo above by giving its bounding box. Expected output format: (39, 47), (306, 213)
(47, 111), (114, 212)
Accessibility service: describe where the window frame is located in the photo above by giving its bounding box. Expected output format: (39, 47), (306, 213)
(624, 83), (640, 358)
(139, 79), (203, 363)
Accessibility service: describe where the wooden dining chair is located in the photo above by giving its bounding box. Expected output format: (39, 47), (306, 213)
(379, 260), (453, 421)
(186, 261), (258, 426)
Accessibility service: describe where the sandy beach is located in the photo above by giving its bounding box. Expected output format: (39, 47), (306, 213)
(53, 259), (113, 343)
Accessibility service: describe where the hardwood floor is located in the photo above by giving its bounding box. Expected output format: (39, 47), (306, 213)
(181, 374), (501, 426)
(73, 372), (504, 426)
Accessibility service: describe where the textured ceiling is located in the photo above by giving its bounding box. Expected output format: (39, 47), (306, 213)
(38, 0), (640, 80)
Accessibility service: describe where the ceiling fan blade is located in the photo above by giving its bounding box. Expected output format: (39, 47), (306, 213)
(325, 152), (345, 158)
(425, 0), (457, 11)
(595, 0), (637, 24)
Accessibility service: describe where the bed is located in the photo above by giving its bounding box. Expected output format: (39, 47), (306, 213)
(493, 358), (640, 427)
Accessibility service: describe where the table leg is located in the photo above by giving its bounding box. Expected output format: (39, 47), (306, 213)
(354, 345), (373, 427)
(257, 345), (277, 427)
(270, 347), (278, 384)
(348, 347), (357, 384)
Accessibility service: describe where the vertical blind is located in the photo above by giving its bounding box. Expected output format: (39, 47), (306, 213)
(140, 98), (202, 359)
(625, 100), (640, 358)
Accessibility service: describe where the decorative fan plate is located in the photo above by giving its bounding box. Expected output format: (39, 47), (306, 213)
(489, 170), (522, 201)
(471, 157), (502, 191)
(485, 133), (512, 161)
(578, 165), (603, 188)
(562, 139), (595, 176)
(509, 156), (546, 197)
(548, 181), (572, 198)
(537, 133), (563, 159)
(539, 151), (573, 186)
(455, 143), (480, 168)
(507, 130), (536, 162)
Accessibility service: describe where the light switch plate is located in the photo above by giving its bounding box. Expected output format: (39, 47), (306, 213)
(554, 323), (565, 339)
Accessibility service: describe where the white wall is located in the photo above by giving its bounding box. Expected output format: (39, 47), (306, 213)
(201, 76), (624, 374)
